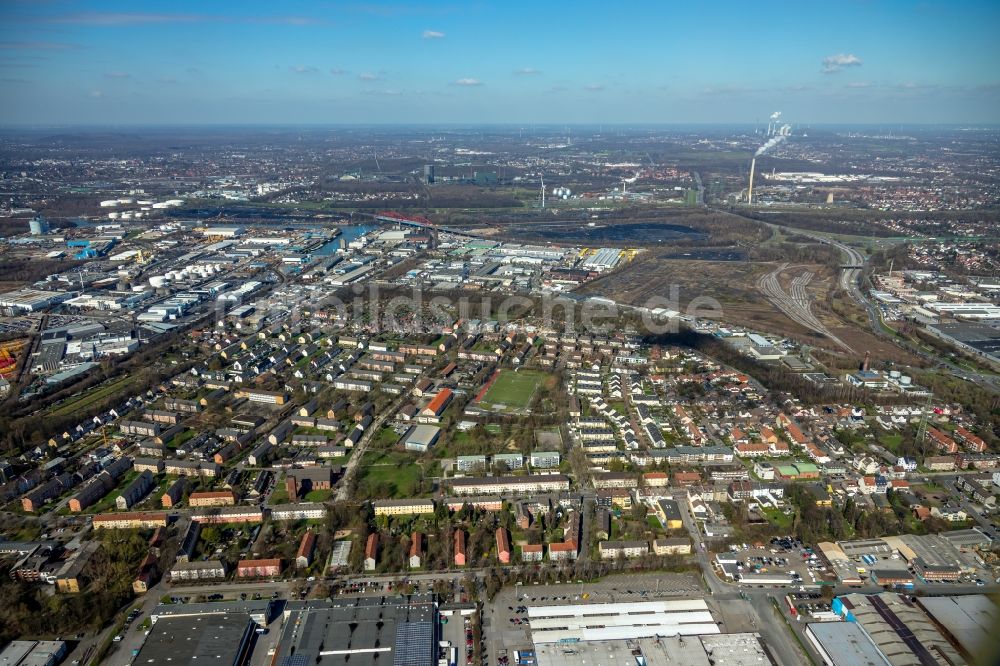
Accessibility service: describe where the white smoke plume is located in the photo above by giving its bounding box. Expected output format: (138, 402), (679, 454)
(755, 134), (786, 157)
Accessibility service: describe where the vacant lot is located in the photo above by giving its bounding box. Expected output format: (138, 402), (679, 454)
(46, 375), (140, 418)
(578, 255), (922, 363)
(357, 450), (425, 499)
(479, 370), (544, 411)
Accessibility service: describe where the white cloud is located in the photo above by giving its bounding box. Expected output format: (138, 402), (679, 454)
(584, 83), (604, 92)
(822, 53), (863, 74)
(422, 30), (445, 39)
(289, 65), (317, 74)
(515, 67), (540, 75)
(454, 78), (482, 86)
(88, 90), (103, 98)
(104, 71), (130, 79)
(330, 68), (347, 76)
(358, 72), (381, 81)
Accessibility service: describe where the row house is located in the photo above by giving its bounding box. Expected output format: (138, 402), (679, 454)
(169, 559), (226, 582)
(192, 506), (264, 524)
(116, 470), (154, 510)
(954, 426), (986, 453)
(161, 478), (188, 508)
(92, 511), (168, 530)
(445, 496), (504, 512)
(599, 540), (648, 560)
(236, 558), (281, 578)
(927, 428), (958, 454)
(593, 472), (638, 489)
(449, 474), (570, 496)
(271, 503), (328, 521)
(164, 458), (220, 478)
(119, 420), (159, 437)
(144, 410), (180, 425)
(372, 499), (435, 517)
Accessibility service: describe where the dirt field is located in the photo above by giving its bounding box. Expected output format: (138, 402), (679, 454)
(578, 255), (923, 365)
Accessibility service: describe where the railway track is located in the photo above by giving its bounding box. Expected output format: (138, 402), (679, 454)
(757, 263), (853, 352)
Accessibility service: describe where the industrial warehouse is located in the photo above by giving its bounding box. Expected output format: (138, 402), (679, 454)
(526, 599), (720, 644)
(272, 595), (439, 665)
(532, 632), (770, 666)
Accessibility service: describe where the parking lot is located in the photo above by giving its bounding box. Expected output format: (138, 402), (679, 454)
(724, 537), (838, 586)
(785, 592), (835, 619)
(440, 611), (477, 666)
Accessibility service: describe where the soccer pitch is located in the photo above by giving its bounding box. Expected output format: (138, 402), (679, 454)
(479, 370), (544, 411)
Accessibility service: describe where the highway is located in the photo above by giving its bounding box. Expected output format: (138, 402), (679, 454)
(723, 213), (1000, 392)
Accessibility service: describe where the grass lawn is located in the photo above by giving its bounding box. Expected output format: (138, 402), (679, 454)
(295, 425), (334, 436)
(762, 507), (793, 529)
(479, 370), (544, 411)
(358, 450), (424, 499)
(879, 433), (904, 452)
(376, 427), (400, 446)
(171, 428), (195, 447)
(304, 488), (333, 502)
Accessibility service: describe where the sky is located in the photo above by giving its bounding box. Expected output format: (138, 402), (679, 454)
(1, 0), (999, 126)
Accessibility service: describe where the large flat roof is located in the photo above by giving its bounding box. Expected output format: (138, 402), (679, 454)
(273, 596), (437, 666)
(917, 595), (998, 659)
(135, 614), (255, 665)
(806, 621), (888, 666)
(527, 600), (719, 644)
(534, 634), (769, 666)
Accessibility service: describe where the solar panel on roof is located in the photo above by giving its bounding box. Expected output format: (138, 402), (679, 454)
(393, 621), (434, 666)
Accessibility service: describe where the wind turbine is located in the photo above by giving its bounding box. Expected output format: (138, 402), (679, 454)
(540, 174), (546, 209)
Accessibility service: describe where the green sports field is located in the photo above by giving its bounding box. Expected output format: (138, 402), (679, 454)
(479, 370), (544, 411)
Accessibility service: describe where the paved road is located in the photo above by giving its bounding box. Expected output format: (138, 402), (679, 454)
(939, 477), (997, 534)
(673, 495), (814, 666)
(782, 225), (1000, 390)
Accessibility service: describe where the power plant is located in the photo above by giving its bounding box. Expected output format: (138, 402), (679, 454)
(747, 111), (793, 204)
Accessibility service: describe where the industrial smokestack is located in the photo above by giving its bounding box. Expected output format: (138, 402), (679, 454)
(747, 158), (757, 204)
(861, 350), (871, 373)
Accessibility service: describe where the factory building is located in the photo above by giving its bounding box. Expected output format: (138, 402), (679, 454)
(526, 599), (719, 644)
